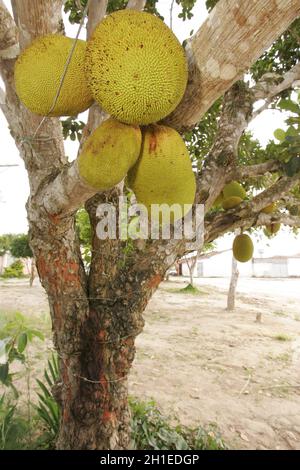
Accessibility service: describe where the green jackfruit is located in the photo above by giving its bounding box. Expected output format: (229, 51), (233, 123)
(261, 202), (277, 214)
(222, 196), (243, 210)
(85, 10), (188, 125)
(233, 234), (254, 263)
(128, 125), (196, 222)
(212, 193), (223, 209)
(223, 181), (246, 200)
(264, 223), (281, 236)
(15, 35), (93, 116)
(78, 118), (142, 190)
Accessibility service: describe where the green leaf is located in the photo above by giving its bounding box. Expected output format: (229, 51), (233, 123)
(28, 329), (44, 341)
(0, 363), (9, 383)
(274, 128), (286, 141)
(284, 156), (300, 176)
(17, 333), (27, 353)
(278, 98), (300, 114)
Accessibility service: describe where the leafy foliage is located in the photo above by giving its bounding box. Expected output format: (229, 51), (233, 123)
(64, 0), (197, 24)
(10, 234), (32, 259)
(0, 394), (30, 450)
(0, 234), (14, 256)
(130, 397), (226, 450)
(2, 260), (24, 279)
(35, 355), (60, 446)
(76, 208), (92, 246)
(184, 98), (222, 169)
(61, 117), (85, 142)
(205, 0), (219, 12)
(251, 19), (300, 81)
(0, 312), (44, 397)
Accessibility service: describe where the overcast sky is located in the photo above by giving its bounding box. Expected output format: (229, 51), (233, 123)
(0, 0), (299, 257)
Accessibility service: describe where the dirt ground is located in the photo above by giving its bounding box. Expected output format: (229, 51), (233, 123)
(1, 276), (300, 450)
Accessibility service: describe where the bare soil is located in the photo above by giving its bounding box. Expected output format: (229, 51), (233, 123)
(1, 277), (300, 450)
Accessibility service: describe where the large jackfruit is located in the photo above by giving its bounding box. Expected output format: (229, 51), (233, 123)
(223, 181), (246, 200)
(222, 196), (242, 210)
(14, 35), (93, 116)
(128, 125), (196, 222)
(85, 10), (188, 125)
(232, 234), (254, 263)
(78, 118), (142, 190)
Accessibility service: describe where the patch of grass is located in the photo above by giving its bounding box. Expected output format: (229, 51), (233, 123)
(273, 311), (287, 317)
(267, 352), (291, 364)
(273, 334), (292, 342)
(180, 284), (201, 294)
(130, 398), (227, 450)
(164, 284), (206, 296)
(294, 315), (300, 322)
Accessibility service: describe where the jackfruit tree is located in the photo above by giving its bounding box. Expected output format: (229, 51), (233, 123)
(0, 0), (300, 450)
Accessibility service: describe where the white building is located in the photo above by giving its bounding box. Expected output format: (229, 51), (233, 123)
(181, 251), (300, 278)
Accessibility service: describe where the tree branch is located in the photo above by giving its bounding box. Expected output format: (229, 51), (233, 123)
(0, 0), (19, 59)
(43, 161), (96, 216)
(258, 213), (300, 228)
(165, 0), (300, 131)
(205, 173), (300, 242)
(235, 160), (282, 180)
(126, 0), (146, 10)
(87, 0), (108, 39)
(251, 62), (300, 119)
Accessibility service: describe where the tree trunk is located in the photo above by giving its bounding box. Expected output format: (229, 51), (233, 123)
(227, 254), (239, 311)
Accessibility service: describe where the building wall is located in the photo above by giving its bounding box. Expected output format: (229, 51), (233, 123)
(252, 260), (288, 278)
(181, 253), (300, 278)
(182, 251), (252, 278)
(288, 258), (300, 277)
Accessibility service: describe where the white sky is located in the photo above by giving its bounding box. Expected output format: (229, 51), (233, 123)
(0, 0), (299, 256)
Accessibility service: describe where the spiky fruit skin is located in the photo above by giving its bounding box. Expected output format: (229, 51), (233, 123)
(78, 119), (142, 190)
(223, 181), (246, 200)
(128, 125), (196, 222)
(261, 202), (277, 214)
(233, 234), (254, 263)
(15, 35), (93, 117)
(264, 223), (281, 236)
(85, 10), (188, 125)
(222, 196), (243, 210)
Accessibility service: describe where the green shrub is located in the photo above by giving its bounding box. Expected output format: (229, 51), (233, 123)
(130, 397), (226, 450)
(2, 260), (24, 279)
(0, 394), (30, 450)
(35, 354), (60, 447)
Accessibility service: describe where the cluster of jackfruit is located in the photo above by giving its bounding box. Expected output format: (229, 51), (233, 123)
(260, 202), (281, 236)
(213, 185), (280, 263)
(213, 181), (247, 210)
(15, 10), (195, 222)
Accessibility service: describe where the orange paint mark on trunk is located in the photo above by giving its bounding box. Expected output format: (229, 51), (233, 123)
(48, 213), (61, 225)
(146, 274), (162, 289)
(102, 409), (116, 424)
(98, 329), (106, 341)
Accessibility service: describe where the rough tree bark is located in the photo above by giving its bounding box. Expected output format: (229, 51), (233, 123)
(1, 0), (300, 450)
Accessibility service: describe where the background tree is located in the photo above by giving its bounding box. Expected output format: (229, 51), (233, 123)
(0, 0), (300, 450)
(9, 234), (35, 286)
